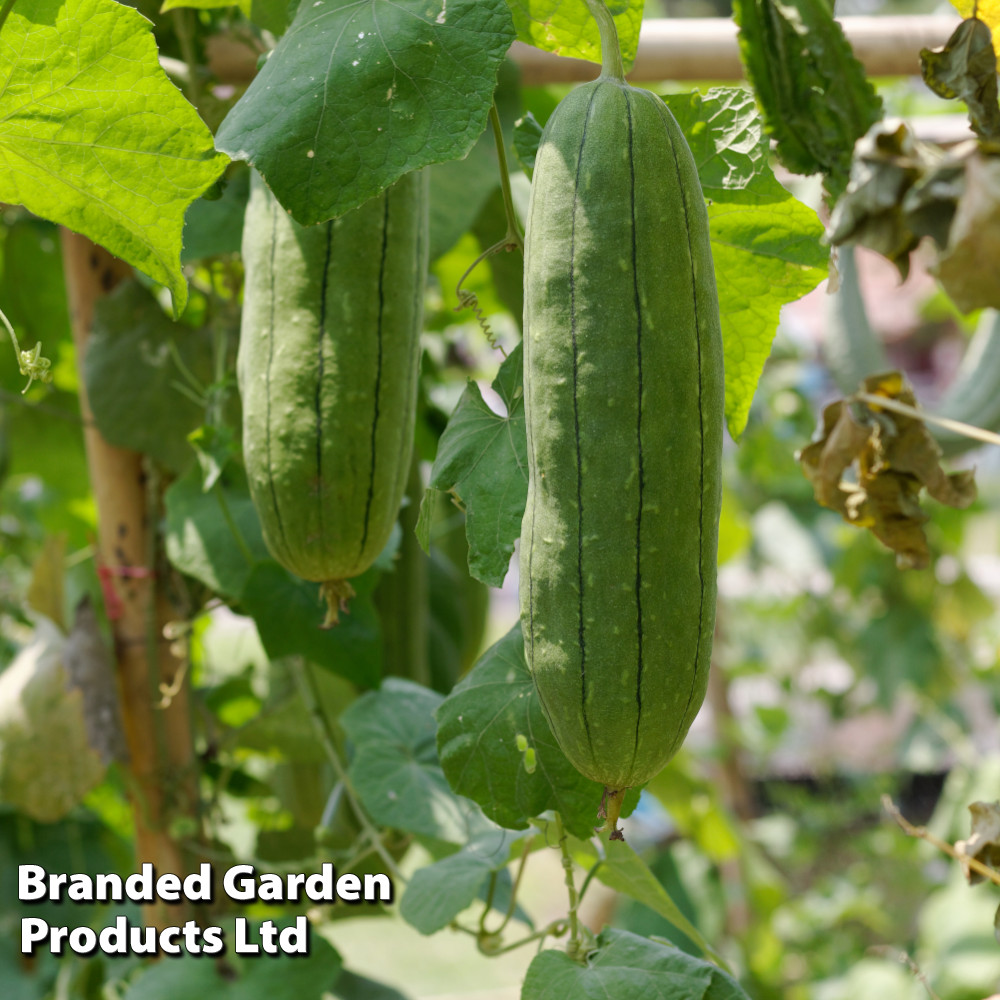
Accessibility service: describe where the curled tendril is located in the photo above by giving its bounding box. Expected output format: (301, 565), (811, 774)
(454, 235), (519, 359)
(455, 287), (507, 357)
(2, 304), (53, 393)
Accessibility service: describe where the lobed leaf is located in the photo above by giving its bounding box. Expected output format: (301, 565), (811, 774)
(0, 0), (227, 313)
(164, 463), (272, 600)
(436, 624), (609, 840)
(341, 679), (491, 843)
(664, 88), (828, 439)
(425, 345), (527, 587)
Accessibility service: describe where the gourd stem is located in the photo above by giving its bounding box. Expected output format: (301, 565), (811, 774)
(584, 0), (626, 82)
(490, 103), (524, 252)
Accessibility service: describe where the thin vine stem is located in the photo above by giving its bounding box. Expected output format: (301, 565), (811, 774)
(167, 338), (208, 399)
(868, 945), (941, 1000)
(486, 920), (569, 956)
(478, 871), (499, 938)
(493, 836), (533, 934)
(556, 814), (584, 961)
(577, 857), (603, 905)
(452, 102), (523, 353)
(207, 317), (231, 427)
(168, 379), (207, 408)
(479, 836), (534, 939)
(490, 104), (523, 253)
(289, 658), (405, 885)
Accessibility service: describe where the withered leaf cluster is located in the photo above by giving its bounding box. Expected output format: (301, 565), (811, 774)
(827, 18), (1000, 311)
(798, 373), (977, 569)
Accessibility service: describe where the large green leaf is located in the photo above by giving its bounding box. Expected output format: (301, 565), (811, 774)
(522, 928), (750, 999)
(0, 0), (227, 313)
(664, 88), (828, 439)
(216, 0), (515, 224)
(341, 679), (489, 843)
(400, 826), (524, 933)
(507, 0), (644, 69)
(421, 344), (526, 587)
(436, 624), (609, 839)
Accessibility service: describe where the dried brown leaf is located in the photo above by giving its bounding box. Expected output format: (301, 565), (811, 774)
(797, 372), (977, 568)
(798, 400), (870, 508)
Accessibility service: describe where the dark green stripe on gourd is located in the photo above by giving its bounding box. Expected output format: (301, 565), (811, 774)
(239, 170), (428, 624)
(520, 1), (724, 826)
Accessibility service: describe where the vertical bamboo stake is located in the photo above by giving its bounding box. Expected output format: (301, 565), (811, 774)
(61, 232), (198, 929)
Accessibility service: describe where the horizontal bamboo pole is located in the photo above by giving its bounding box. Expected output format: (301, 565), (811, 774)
(184, 15), (963, 87)
(512, 15), (962, 84)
